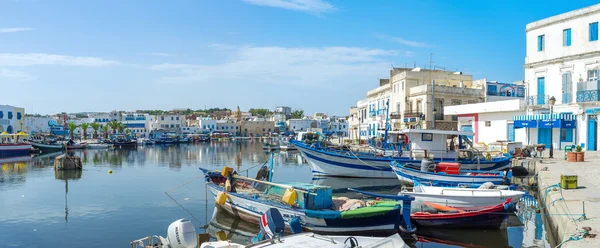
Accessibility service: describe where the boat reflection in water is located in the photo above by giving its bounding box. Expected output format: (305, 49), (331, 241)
(206, 205), (260, 244)
(415, 227), (510, 248)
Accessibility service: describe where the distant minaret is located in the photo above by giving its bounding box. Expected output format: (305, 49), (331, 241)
(235, 106), (243, 136)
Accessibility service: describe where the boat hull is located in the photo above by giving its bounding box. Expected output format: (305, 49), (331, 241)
(411, 201), (510, 229)
(292, 140), (510, 179)
(391, 163), (507, 187)
(112, 141), (137, 149)
(403, 186), (524, 209)
(31, 142), (63, 151)
(207, 185), (399, 234)
(0, 144), (32, 158)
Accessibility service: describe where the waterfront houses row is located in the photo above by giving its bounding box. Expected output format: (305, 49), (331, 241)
(1, 105), (348, 138)
(348, 2), (600, 153)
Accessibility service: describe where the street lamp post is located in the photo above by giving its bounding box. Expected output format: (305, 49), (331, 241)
(433, 108), (437, 129)
(549, 96), (556, 158)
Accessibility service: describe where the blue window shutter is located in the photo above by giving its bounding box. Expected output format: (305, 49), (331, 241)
(590, 22), (598, 41)
(566, 128), (573, 142)
(537, 36), (541, 51)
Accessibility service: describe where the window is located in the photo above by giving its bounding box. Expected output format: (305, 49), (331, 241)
(562, 72), (572, 103)
(171, 117), (174, 121)
(561, 128), (573, 142)
(590, 22), (598, 41)
(8, 111), (13, 119)
(588, 70), (598, 81)
(0, 111), (3, 119)
(537, 35), (545, 51)
(416, 100), (422, 112)
(176, 117), (179, 120)
(563, 29), (571, 46)
(485, 121), (491, 127)
(161, 116), (164, 121)
(17, 112), (22, 120)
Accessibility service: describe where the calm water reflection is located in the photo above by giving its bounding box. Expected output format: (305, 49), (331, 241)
(0, 141), (531, 247)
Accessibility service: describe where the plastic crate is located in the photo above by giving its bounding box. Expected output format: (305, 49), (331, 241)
(560, 175), (578, 189)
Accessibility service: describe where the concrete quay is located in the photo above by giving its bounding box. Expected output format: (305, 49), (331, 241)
(532, 152), (600, 247)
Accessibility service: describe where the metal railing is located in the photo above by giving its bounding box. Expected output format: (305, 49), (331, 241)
(526, 95), (549, 106)
(403, 111), (423, 118)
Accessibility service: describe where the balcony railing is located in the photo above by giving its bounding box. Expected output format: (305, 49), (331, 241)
(403, 111), (423, 118)
(526, 95), (549, 106)
(389, 112), (402, 119)
(576, 80), (600, 103)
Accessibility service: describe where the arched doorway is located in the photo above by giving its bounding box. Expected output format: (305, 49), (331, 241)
(6, 125), (14, 134)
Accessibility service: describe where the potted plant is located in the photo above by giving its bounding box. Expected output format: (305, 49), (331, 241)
(575, 145), (585, 162)
(567, 147), (577, 162)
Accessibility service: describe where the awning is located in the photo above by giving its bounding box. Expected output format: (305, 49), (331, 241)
(561, 120), (576, 128)
(539, 119), (560, 128)
(513, 113), (577, 121)
(514, 120), (537, 128)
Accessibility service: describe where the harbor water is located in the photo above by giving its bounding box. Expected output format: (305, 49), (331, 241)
(1, 141), (546, 247)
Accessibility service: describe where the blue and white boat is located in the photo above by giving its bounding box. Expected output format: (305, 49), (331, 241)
(390, 161), (511, 187)
(199, 167), (415, 235)
(293, 129), (511, 179)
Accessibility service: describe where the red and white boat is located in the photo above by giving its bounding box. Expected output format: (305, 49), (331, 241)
(0, 132), (32, 158)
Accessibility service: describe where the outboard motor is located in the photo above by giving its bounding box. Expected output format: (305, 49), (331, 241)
(251, 208), (286, 243)
(164, 219), (197, 248)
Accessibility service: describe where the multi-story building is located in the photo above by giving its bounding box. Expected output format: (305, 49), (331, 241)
(0, 105), (25, 133)
(153, 114), (185, 133)
(287, 119), (315, 133)
(242, 119), (275, 136)
(121, 112), (152, 137)
(329, 117), (349, 136)
(481, 79), (526, 102)
(216, 120), (239, 135)
(521, 3), (600, 151)
(270, 113), (287, 133)
(274, 106), (292, 119)
(199, 118), (217, 132)
(24, 116), (54, 134)
(347, 107), (360, 141)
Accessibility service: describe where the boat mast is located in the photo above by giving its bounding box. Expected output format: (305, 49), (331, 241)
(383, 99), (390, 150)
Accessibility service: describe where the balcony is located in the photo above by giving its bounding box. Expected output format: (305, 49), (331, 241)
(526, 95), (549, 106)
(576, 80), (600, 103)
(389, 112), (402, 119)
(403, 111), (423, 118)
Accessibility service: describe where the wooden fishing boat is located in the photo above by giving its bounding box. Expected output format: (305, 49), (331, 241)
(31, 142), (64, 152)
(66, 142), (87, 150)
(112, 140), (137, 149)
(292, 129), (511, 179)
(390, 161), (511, 187)
(199, 167), (415, 235)
(410, 199), (512, 229)
(402, 184), (525, 209)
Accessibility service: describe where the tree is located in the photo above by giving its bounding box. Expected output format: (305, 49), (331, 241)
(101, 125), (110, 139)
(117, 122), (126, 134)
(90, 122), (101, 139)
(248, 108), (273, 117)
(80, 123), (90, 140)
(67, 122), (78, 140)
(108, 120), (120, 134)
(291, 109), (304, 119)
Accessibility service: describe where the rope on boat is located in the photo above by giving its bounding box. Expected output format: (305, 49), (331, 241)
(346, 149), (385, 170)
(164, 175), (205, 226)
(239, 159), (270, 176)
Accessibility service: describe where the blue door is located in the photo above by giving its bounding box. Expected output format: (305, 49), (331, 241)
(538, 128), (551, 149)
(537, 77), (545, 104)
(588, 118), (597, 151)
(461, 125), (473, 141)
(507, 123), (515, 142)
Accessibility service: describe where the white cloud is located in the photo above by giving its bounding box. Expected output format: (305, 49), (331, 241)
(375, 34), (428, 48)
(0, 68), (37, 81)
(150, 45), (399, 87)
(0, 53), (119, 67)
(241, 0), (335, 14)
(141, 52), (175, 57)
(0, 27), (32, 33)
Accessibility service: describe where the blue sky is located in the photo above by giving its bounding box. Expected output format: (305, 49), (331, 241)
(1, 0), (599, 115)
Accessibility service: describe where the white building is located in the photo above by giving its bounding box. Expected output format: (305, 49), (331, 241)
(182, 126), (202, 135)
(199, 118), (217, 132)
(0, 105), (25, 133)
(121, 113), (152, 137)
(275, 106), (292, 118)
(287, 119), (314, 132)
(329, 117), (349, 136)
(356, 79), (392, 140)
(24, 116), (53, 134)
(153, 114), (185, 132)
(523, 3), (600, 151)
(445, 99), (527, 146)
